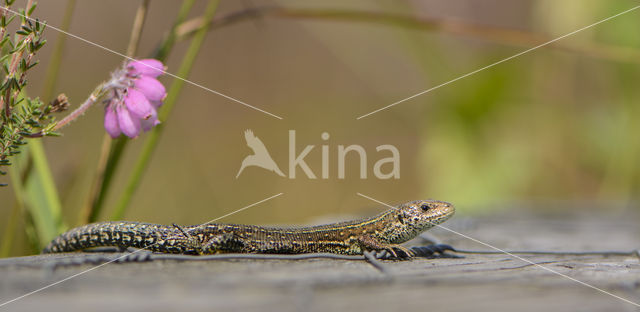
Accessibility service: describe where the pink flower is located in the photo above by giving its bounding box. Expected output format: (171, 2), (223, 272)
(103, 59), (167, 138)
(127, 59), (164, 78)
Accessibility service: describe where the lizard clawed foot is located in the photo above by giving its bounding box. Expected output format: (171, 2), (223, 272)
(357, 235), (415, 260)
(373, 245), (415, 260)
(115, 249), (154, 263)
(410, 244), (457, 258)
(392, 245), (415, 259)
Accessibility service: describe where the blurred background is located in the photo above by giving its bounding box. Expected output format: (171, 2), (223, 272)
(1, 0), (639, 256)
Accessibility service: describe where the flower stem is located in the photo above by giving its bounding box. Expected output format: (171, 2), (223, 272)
(153, 0), (196, 60)
(126, 0), (150, 56)
(80, 135), (126, 223)
(78, 0), (151, 224)
(111, 0), (220, 220)
(52, 90), (101, 131)
(23, 86), (103, 138)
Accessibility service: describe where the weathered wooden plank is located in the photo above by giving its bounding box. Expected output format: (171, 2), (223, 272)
(0, 211), (638, 312)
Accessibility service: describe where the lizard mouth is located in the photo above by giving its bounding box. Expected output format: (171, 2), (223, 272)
(427, 203), (455, 226)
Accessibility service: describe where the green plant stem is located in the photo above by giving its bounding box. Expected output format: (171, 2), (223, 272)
(28, 141), (65, 237)
(5, 147), (31, 255)
(1, 197), (23, 257)
(111, 0), (220, 220)
(9, 140), (65, 249)
(41, 0), (76, 101)
(126, 0), (150, 56)
(153, 0), (195, 60)
(81, 136), (127, 223)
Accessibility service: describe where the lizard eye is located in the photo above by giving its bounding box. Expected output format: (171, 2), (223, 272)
(420, 204), (430, 211)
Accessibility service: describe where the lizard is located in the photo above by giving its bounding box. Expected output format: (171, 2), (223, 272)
(43, 199), (454, 259)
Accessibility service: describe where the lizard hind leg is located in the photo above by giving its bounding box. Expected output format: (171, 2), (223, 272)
(199, 233), (237, 255)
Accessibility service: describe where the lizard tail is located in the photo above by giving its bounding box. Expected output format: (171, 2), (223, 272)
(42, 221), (168, 254)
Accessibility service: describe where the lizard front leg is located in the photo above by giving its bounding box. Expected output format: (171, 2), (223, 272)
(173, 224), (239, 255)
(199, 233), (237, 255)
(356, 235), (415, 259)
(169, 224), (203, 254)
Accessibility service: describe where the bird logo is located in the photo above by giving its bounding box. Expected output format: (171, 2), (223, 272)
(236, 129), (285, 178)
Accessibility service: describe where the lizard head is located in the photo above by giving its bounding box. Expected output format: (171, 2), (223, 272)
(396, 199), (455, 233)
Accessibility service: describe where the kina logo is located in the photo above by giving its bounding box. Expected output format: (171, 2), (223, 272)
(236, 129), (400, 180)
(236, 129), (285, 178)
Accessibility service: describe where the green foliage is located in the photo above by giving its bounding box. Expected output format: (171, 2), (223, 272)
(0, 2), (60, 186)
(9, 140), (65, 249)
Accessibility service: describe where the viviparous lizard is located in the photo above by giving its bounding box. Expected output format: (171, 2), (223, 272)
(43, 200), (454, 258)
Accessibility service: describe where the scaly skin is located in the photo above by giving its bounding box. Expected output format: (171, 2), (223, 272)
(43, 200), (454, 258)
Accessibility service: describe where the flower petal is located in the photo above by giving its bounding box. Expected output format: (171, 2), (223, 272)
(141, 109), (161, 132)
(124, 89), (154, 120)
(134, 76), (166, 102)
(104, 104), (121, 138)
(116, 105), (141, 138)
(128, 59), (164, 78)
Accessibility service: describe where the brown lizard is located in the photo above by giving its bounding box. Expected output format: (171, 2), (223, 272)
(43, 200), (454, 259)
